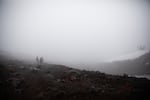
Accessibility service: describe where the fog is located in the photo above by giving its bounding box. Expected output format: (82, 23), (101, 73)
(1, 0), (150, 66)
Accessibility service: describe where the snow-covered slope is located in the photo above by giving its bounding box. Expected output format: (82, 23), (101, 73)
(108, 50), (149, 62)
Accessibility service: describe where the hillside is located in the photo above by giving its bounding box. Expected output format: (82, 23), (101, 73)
(94, 51), (150, 75)
(0, 57), (150, 100)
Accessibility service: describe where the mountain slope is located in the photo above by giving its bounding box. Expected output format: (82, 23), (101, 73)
(97, 51), (150, 75)
(0, 56), (150, 100)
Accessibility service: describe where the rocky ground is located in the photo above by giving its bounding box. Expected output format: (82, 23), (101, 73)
(0, 59), (150, 100)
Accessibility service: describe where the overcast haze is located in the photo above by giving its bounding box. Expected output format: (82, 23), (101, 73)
(0, 0), (150, 65)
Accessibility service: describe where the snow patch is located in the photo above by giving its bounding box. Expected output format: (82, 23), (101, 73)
(108, 50), (149, 62)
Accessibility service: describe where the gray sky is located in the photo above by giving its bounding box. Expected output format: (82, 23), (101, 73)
(1, 0), (150, 65)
